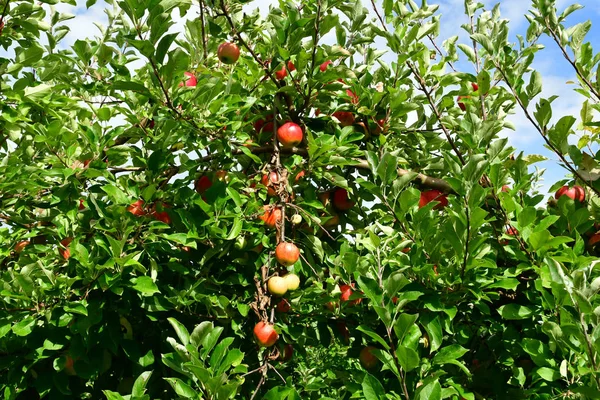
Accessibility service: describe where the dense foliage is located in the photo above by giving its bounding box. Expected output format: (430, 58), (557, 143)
(2, 0), (600, 398)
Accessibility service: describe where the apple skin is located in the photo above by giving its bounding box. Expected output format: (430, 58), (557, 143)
(150, 203), (171, 225)
(287, 61), (295, 72)
(332, 188), (355, 211)
(254, 115), (274, 134)
(340, 284), (362, 306)
(501, 185), (510, 193)
(261, 171), (280, 197)
(259, 205), (282, 229)
(277, 122), (303, 147)
(418, 190), (448, 210)
(78, 199), (85, 210)
(275, 242), (300, 266)
(359, 346), (378, 369)
(59, 238), (72, 260)
(589, 233), (600, 247)
(506, 226), (518, 236)
(15, 240), (30, 254)
(276, 298), (291, 313)
(275, 65), (287, 80)
(64, 355), (76, 376)
(294, 170), (306, 182)
(127, 199), (146, 216)
(284, 273), (300, 291)
(254, 321), (279, 347)
(291, 214), (302, 225)
(179, 71), (197, 87)
(457, 82), (479, 111)
(373, 118), (387, 135)
(195, 175), (213, 194)
(217, 42), (240, 64)
(555, 185), (585, 202)
(332, 111), (355, 127)
(268, 276), (288, 296)
(320, 60), (332, 72)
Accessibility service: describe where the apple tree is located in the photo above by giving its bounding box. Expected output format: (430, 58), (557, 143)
(2, 0), (600, 398)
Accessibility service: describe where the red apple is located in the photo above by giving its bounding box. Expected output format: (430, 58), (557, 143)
(359, 346), (378, 369)
(501, 185), (510, 193)
(254, 321), (279, 347)
(259, 205), (282, 229)
(346, 88), (358, 104)
(294, 170), (306, 182)
(332, 111), (355, 127)
(275, 242), (300, 266)
(332, 188), (355, 211)
(589, 233), (600, 247)
(373, 118), (387, 135)
(78, 199), (85, 211)
(261, 171), (280, 197)
(127, 199), (145, 216)
(254, 114), (274, 134)
(195, 175), (213, 194)
(179, 72), (197, 87)
(287, 61), (295, 72)
(277, 122), (303, 147)
(276, 298), (291, 313)
(15, 240), (30, 254)
(64, 355), (76, 376)
(340, 284), (362, 306)
(320, 60), (332, 72)
(418, 190), (448, 210)
(217, 42), (240, 64)
(150, 203), (171, 225)
(59, 238), (72, 260)
(275, 65), (287, 80)
(457, 82), (479, 111)
(555, 185), (585, 202)
(506, 226), (518, 236)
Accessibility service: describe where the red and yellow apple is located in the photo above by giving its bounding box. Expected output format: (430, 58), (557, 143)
(261, 171), (280, 197)
(277, 122), (303, 147)
(284, 273), (300, 291)
(555, 185), (585, 202)
(340, 283), (362, 306)
(332, 111), (355, 127)
(179, 72), (197, 87)
(268, 276), (288, 296)
(259, 205), (282, 229)
(15, 240), (30, 254)
(59, 238), (72, 260)
(418, 190), (448, 210)
(254, 321), (279, 347)
(275, 242), (300, 266)
(217, 42), (240, 64)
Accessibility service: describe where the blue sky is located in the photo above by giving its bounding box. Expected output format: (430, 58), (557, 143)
(5, 0), (600, 197)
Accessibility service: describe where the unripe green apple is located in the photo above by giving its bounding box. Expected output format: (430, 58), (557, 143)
(291, 214), (302, 225)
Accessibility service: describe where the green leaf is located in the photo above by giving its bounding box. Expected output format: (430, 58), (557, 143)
(190, 321), (213, 349)
(132, 371), (153, 397)
(164, 377), (196, 398)
(416, 380), (442, 400)
(357, 325), (391, 350)
(396, 345), (420, 371)
(12, 316), (36, 336)
(131, 276), (160, 296)
(167, 318), (190, 346)
(432, 344), (469, 365)
(498, 304), (533, 320)
(16, 43), (44, 66)
(362, 373), (385, 400)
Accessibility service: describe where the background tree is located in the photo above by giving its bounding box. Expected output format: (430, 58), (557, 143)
(2, 0), (600, 399)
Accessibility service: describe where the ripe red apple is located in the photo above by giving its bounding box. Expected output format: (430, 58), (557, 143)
(217, 42), (240, 64)
(287, 61), (295, 72)
(294, 170), (306, 182)
(275, 65), (287, 80)
(346, 88), (358, 104)
(401, 247), (410, 254)
(555, 185), (585, 202)
(78, 199), (85, 211)
(359, 346), (378, 369)
(457, 82), (479, 111)
(179, 72), (197, 87)
(332, 188), (355, 211)
(340, 284), (362, 306)
(261, 171), (280, 197)
(373, 118), (387, 135)
(506, 226), (518, 236)
(275, 242), (300, 266)
(127, 199), (145, 216)
(15, 240), (30, 254)
(501, 185), (510, 193)
(276, 298), (291, 313)
(64, 355), (76, 376)
(589, 233), (600, 247)
(260, 205), (282, 228)
(195, 175), (213, 194)
(59, 238), (72, 260)
(254, 114), (274, 134)
(418, 190), (448, 210)
(268, 276), (288, 296)
(150, 203), (171, 225)
(320, 60), (332, 72)
(254, 321), (279, 347)
(277, 122), (303, 147)
(279, 344), (293, 361)
(332, 111), (355, 127)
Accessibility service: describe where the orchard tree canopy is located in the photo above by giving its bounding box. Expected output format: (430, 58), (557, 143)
(3, 0), (600, 398)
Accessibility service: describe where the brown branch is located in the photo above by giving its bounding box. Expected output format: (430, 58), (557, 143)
(199, 0), (208, 61)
